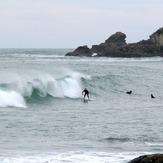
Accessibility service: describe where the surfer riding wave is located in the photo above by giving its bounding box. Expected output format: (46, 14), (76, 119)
(82, 88), (89, 99)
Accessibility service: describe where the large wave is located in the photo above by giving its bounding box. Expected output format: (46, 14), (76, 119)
(0, 70), (90, 108)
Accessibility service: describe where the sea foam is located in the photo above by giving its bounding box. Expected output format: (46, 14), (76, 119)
(0, 70), (89, 107)
(0, 90), (26, 108)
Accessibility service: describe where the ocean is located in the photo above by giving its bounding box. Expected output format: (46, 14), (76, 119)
(0, 48), (163, 163)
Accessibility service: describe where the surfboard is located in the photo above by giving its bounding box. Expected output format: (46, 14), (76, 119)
(83, 98), (94, 102)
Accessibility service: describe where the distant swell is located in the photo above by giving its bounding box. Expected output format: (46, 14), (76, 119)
(103, 136), (163, 145)
(104, 137), (131, 143)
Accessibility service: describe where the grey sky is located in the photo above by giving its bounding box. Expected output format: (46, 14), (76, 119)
(0, 0), (162, 48)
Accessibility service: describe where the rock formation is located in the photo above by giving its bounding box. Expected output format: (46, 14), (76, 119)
(127, 154), (163, 163)
(65, 45), (92, 57)
(65, 27), (163, 57)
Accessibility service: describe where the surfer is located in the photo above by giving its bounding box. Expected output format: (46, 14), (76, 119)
(151, 94), (155, 98)
(82, 88), (89, 99)
(126, 90), (132, 94)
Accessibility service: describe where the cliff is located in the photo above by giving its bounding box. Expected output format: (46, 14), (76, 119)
(65, 27), (163, 57)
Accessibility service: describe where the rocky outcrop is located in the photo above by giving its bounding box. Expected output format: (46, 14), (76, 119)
(65, 27), (163, 57)
(91, 32), (127, 56)
(128, 154), (163, 163)
(150, 27), (163, 53)
(150, 27), (163, 46)
(105, 40), (159, 57)
(66, 45), (92, 57)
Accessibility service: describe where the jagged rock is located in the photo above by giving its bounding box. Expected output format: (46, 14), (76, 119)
(150, 27), (163, 46)
(66, 45), (92, 57)
(91, 32), (127, 56)
(128, 154), (163, 163)
(65, 27), (163, 57)
(150, 27), (163, 55)
(105, 40), (159, 57)
(104, 32), (127, 46)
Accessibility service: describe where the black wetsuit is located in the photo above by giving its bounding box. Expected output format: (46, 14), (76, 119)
(126, 90), (132, 94)
(82, 89), (89, 99)
(151, 94), (155, 98)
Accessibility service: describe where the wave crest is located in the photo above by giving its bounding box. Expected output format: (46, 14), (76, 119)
(0, 70), (89, 107)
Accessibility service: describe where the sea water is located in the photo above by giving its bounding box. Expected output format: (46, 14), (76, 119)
(0, 48), (163, 163)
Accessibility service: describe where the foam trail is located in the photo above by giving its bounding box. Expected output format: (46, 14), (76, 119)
(0, 90), (26, 108)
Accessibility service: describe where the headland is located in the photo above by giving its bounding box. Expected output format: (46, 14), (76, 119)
(65, 27), (163, 57)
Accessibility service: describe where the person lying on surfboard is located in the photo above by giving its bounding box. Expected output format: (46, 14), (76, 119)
(151, 94), (155, 98)
(82, 88), (89, 99)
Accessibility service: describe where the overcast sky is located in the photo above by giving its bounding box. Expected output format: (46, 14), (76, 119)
(0, 0), (162, 48)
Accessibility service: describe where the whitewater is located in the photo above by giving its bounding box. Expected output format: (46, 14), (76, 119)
(0, 48), (163, 163)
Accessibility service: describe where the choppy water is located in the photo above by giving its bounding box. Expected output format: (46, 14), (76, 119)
(0, 49), (163, 163)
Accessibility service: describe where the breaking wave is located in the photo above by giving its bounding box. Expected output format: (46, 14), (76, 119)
(0, 90), (26, 108)
(0, 70), (90, 108)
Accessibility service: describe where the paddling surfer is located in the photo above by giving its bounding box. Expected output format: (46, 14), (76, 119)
(126, 90), (132, 94)
(151, 94), (155, 98)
